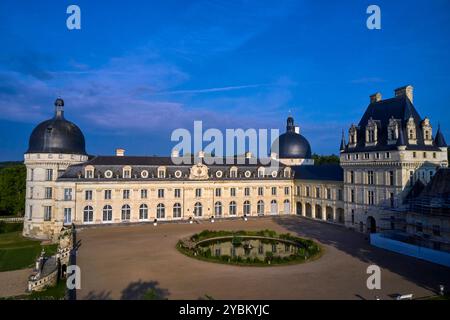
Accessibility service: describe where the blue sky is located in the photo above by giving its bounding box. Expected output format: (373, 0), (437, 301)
(1, 0), (449, 160)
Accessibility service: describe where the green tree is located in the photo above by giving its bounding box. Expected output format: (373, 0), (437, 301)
(311, 154), (340, 165)
(0, 164), (26, 216)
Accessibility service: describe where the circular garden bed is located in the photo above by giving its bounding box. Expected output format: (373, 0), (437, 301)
(177, 229), (322, 266)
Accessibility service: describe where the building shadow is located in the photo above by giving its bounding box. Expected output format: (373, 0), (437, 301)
(84, 290), (113, 300)
(273, 216), (450, 295)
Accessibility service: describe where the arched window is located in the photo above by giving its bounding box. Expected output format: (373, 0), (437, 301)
(230, 167), (238, 178)
(283, 199), (290, 214)
(257, 200), (264, 215)
(258, 167), (265, 178)
(173, 203), (182, 218)
(214, 201), (222, 217)
(194, 202), (202, 217)
(270, 200), (278, 214)
(102, 205), (112, 222)
(121, 204), (131, 221)
(156, 203), (165, 219)
(243, 200), (251, 215)
(83, 205), (93, 222)
(229, 201), (237, 216)
(139, 204), (148, 220)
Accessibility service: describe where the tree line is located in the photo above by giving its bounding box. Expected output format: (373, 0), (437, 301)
(0, 162), (25, 216)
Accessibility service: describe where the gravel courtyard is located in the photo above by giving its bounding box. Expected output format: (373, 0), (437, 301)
(76, 216), (450, 300)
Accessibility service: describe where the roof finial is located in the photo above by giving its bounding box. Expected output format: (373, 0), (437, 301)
(54, 97), (64, 118)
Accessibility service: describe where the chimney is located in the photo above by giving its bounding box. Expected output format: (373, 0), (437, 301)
(171, 149), (179, 158)
(394, 85), (413, 102)
(370, 92), (382, 103)
(116, 148), (125, 157)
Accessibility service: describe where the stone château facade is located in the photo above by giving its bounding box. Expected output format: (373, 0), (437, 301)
(23, 85), (448, 240)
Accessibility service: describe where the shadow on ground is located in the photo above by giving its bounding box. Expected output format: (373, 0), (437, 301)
(273, 215), (450, 295)
(83, 280), (170, 300)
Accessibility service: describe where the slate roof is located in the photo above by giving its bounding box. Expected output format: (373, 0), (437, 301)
(292, 164), (343, 182)
(344, 95), (441, 152)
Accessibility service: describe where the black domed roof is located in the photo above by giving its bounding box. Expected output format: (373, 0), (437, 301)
(272, 116), (312, 159)
(26, 98), (87, 155)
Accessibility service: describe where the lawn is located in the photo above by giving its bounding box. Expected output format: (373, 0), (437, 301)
(0, 223), (57, 272)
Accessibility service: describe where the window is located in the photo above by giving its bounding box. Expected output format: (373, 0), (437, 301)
(174, 188), (181, 198)
(350, 171), (355, 184)
(271, 187), (277, 196)
(375, 152), (380, 159)
(413, 151), (417, 158)
(229, 201), (237, 216)
(157, 168), (165, 178)
(367, 171), (374, 185)
(243, 201), (251, 215)
(257, 200), (264, 215)
(44, 206), (52, 221)
(64, 188), (72, 201)
(123, 189), (130, 200)
(258, 168), (265, 178)
(157, 204), (165, 219)
(64, 208), (72, 225)
(315, 187), (320, 198)
(215, 188), (221, 197)
(364, 153), (370, 159)
(284, 187), (289, 196)
(306, 186), (310, 197)
(409, 171), (414, 186)
(390, 193), (395, 208)
(139, 204), (148, 220)
(432, 225), (441, 237)
(103, 205), (112, 222)
(338, 189), (343, 201)
(141, 189), (148, 199)
(46, 169), (53, 181)
(104, 189), (112, 200)
(86, 169), (94, 179)
(230, 168), (238, 178)
(123, 169), (131, 179)
(214, 202), (222, 217)
(385, 152), (391, 159)
(423, 152), (427, 159)
(158, 189), (164, 198)
(368, 191), (375, 205)
(244, 187), (250, 196)
(173, 203), (182, 218)
(326, 188), (331, 200)
(230, 188), (236, 197)
(258, 187), (264, 196)
(195, 188), (202, 197)
(351, 210), (355, 224)
(270, 200), (278, 214)
(30, 168), (34, 181)
(83, 206), (93, 223)
(121, 204), (131, 221)
(85, 190), (93, 201)
(351, 189), (355, 203)
(45, 187), (53, 199)
(194, 202), (202, 217)
(389, 171), (394, 186)
(433, 152), (437, 159)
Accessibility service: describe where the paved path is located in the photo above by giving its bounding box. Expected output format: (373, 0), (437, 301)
(76, 216), (450, 300)
(0, 268), (30, 298)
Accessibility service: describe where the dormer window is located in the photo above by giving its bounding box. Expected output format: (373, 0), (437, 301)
(421, 117), (433, 145)
(283, 167), (291, 178)
(123, 166), (132, 178)
(85, 166), (94, 179)
(157, 166), (166, 178)
(349, 125), (358, 147)
(407, 117), (417, 144)
(365, 118), (378, 146)
(387, 117), (399, 145)
(230, 167), (238, 178)
(258, 167), (265, 178)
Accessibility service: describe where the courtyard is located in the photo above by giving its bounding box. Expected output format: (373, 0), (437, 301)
(76, 216), (450, 300)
